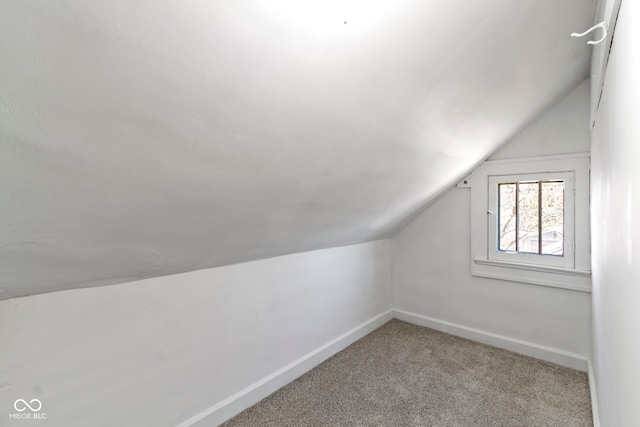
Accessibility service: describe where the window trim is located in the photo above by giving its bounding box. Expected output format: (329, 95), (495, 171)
(470, 153), (591, 292)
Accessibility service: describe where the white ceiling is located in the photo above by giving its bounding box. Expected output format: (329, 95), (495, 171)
(0, 0), (596, 299)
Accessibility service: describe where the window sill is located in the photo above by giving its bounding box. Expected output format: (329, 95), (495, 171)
(472, 258), (592, 293)
(474, 259), (591, 277)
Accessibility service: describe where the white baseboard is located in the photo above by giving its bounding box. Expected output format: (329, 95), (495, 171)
(179, 309), (594, 426)
(393, 309), (589, 372)
(176, 310), (394, 427)
(587, 358), (600, 427)
(397, 309), (600, 424)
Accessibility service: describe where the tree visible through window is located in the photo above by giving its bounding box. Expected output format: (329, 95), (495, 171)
(498, 180), (564, 256)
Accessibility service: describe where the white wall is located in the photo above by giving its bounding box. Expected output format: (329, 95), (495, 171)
(392, 80), (592, 366)
(591, 1), (640, 425)
(0, 240), (392, 427)
(0, 1), (595, 301)
(489, 79), (591, 160)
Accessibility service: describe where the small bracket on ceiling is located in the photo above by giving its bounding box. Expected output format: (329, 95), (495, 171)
(571, 21), (608, 45)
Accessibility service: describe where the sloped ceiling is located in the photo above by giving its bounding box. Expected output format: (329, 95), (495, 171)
(0, 0), (596, 299)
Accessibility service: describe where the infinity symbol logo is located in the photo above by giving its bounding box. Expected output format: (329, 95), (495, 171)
(14, 399), (42, 412)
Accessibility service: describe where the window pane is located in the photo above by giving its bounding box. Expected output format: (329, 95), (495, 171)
(518, 182), (539, 254)
(541, 181), (564, 255)
(499, 184), (516, 251)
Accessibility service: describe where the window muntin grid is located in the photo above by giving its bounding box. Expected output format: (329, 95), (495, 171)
(497, 180), (565, 257)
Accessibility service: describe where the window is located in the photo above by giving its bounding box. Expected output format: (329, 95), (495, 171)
(488, 172), (574, 269)
(470, 154), (591, 292)
(497, 179), (564, 254)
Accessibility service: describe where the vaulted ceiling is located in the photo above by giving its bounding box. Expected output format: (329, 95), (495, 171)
(0, 0), (596, 299)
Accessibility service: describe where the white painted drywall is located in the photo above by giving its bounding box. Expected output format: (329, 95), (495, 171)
(0, 1), (596, 299)
(0, 240), (392, 426)
(591, 1), (640, 425)
(392, 81), (592, 361)
(589, 0), (621, 127)
(489, 80), (591, 160)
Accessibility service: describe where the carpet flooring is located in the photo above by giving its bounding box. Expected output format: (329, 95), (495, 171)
(221, 319), (592, 426)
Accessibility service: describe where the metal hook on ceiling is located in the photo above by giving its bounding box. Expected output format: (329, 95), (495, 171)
(571, 21), (608, 45)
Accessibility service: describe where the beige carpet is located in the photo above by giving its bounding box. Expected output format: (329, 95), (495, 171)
(222, 319), (592, 426)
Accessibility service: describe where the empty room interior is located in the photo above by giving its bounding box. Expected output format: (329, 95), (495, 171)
(1, 0), (639, 426)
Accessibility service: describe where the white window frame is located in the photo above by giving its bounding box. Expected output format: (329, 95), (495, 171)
(470, 153), (591, 292)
